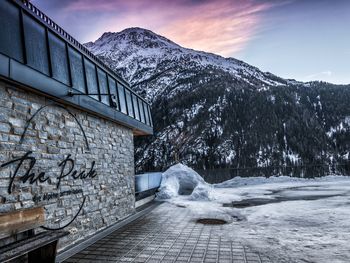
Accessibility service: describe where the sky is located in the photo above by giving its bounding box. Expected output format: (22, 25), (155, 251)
(32, 0), (350, 84)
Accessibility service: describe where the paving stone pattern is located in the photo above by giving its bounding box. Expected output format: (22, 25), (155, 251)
(65, 203), (272, 263)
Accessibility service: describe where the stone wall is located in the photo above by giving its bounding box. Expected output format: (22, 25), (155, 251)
(0, 80), (135, 249)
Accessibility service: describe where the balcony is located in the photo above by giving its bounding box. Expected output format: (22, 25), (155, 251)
(0, 0), (153, 135)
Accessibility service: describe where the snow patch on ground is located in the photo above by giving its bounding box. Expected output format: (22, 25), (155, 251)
(156, 163), (350, 263)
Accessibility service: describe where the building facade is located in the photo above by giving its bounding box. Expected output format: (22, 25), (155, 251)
(0, 0), (153, 251)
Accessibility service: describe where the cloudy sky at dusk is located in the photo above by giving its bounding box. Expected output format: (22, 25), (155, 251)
(32, 0), (350, 84)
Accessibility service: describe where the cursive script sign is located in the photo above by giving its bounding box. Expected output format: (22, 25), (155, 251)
(1, 151), (97, 194)
(0, 104), (97, 230)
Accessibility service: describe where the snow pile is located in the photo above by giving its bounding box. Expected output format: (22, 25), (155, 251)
(189, 184), (212, 201)
(157, 163), (213, 201)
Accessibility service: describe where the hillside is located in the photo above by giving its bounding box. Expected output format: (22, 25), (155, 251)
(85, 28), (350, 176)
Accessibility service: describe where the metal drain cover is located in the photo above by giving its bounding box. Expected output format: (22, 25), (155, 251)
(196, 218), (227, 225)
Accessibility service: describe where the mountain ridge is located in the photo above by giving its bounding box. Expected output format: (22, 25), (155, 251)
(85, 28), (293, 100)
(85, 27), (350, 176)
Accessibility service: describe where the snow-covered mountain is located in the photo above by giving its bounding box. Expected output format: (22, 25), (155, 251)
(85, 28), (292, 101)
(85, 28), (350, 176)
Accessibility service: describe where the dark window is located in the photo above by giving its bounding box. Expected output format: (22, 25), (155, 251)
(125, 89), (134, 118)
(0, 1), (23, 62)
(108, 76), (119, 110)
(84, 58), (99, 101)
(132, 94), (140, 120)
(117, 83), (127, 114)
(23, 13), (50, 75)
(97, 68), (109, 105)
(68, 47), (85, 93)
(48, 32), (69, 85)
(138, 98), (145, 123)
(143, 102), (150, 125)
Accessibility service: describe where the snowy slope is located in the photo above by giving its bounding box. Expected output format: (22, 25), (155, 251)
(85, 28), (350, 173)
(86, 28), (288, 102)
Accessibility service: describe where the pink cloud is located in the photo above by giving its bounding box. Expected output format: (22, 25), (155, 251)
(45, 0), (281, 57)
(158, 1), (275, 56)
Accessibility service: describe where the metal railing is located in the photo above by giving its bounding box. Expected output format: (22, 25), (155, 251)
(21, 0), (129, 88)
(20, 0), (131, 90)
(0, 0), (153, 133)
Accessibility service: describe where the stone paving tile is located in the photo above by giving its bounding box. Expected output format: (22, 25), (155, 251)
(64, 203), (273, 263)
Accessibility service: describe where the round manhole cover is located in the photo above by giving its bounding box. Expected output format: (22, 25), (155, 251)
(196, 218), (227, 225)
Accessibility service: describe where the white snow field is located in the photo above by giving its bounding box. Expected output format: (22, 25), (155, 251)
(157, 164), (350, 263)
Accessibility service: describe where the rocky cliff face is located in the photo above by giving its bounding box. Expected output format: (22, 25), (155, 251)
(86, 28), (350, 175)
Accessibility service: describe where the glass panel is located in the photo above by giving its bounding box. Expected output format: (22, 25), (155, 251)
(147, 105), (153, 127)
(138, 98), (145, 123)
(84, 58), (99, 101)
(117, 83), (127, 114)
(23, 14), (49, 75)
(0, 1), (23, 62)
(97, 68), (109, 105)
(108, 76), (119, 110)
(68, 47), (85, 93)
(132, 94), (140, 120)
(143, 102), (150, 125)
(125, 89), (134, 118)
(48, 32), (69, 85)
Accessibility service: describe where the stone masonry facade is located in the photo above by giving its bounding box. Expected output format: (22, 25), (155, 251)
(0, 80), (135, 250)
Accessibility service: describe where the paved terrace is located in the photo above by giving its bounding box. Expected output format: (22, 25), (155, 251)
(63, 203), (272, 263)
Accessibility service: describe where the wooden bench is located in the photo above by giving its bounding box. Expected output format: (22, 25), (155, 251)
(0, 207), (69, 263)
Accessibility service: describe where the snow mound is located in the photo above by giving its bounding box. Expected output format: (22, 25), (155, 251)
(157, 163), (212, 200)
(189, 184), (213, 201)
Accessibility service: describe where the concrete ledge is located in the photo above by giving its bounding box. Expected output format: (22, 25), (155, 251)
(56, 201), (160, 263)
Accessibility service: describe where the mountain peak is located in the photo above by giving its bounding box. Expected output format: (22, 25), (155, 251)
(88, 27), (180, 52)
(98, 27), (156, 40)
(85, 27), (288, 93)
(119, 27), (159, 36)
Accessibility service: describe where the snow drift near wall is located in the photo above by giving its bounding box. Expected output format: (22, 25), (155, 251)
(157, 163), (213, 200)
